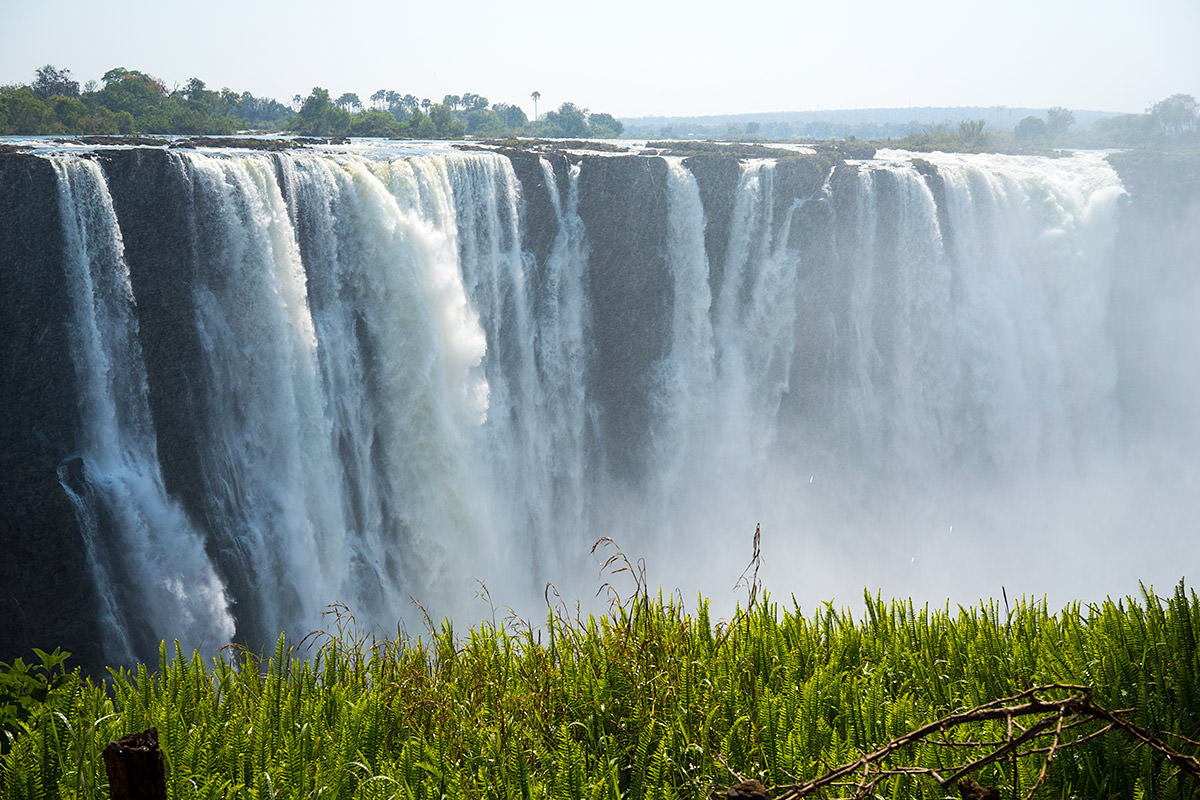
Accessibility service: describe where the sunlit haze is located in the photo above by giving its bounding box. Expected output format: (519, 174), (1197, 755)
(2, 0), (1197, 120)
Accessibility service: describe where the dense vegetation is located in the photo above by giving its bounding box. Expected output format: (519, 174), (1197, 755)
(1, 576), (1197, 800)
(884, 96), (1200, 154)
(628, 96), (1200, 152)
(0, 65), (624, 140)
(4, 65), (1196, 151)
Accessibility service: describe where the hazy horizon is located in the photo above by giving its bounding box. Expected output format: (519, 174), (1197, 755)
(1, 0), (1196, 121)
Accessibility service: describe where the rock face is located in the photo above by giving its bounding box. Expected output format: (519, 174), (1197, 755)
(1104, 151), (1200, 448)
(500, 148), (569, 273)
(577, 155), (671, 482)
(98, 150), (212, 537)
(0, 153), (105, 670)
(683, 155), (742, 286)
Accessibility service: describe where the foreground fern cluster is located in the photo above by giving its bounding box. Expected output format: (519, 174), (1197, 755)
(2, 582), (1198, 800)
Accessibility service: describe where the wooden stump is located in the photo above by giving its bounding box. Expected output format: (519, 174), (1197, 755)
(103, 727), (166, 800)
(727, 779), (771, 800)
(957, 777), (1001, 800)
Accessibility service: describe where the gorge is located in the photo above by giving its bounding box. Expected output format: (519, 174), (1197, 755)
(1, 140), (1196, 671)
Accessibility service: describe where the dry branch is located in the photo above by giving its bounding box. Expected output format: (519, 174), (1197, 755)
(710, 684), (1200, 800)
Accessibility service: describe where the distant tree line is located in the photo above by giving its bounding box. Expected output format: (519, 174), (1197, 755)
(1066, 94), (1199, 147)
(0, 65), (292, 135)
(814, 97), (1198, 153)
(626, 96), (1199, 152)
(289, 86), (623, 139)
(0, 65), (625, 140)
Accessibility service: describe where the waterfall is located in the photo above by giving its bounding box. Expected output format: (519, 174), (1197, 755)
(29, 144), (1187, 663)
(51, 156), (234, 660)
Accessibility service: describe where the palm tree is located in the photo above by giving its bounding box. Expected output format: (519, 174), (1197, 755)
(531, 90), (540, 121)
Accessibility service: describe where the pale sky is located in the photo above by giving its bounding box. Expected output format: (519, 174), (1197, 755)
(2, 0), (1197, 120)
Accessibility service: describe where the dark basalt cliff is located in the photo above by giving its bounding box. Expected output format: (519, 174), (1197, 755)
(1104, 151), (1200, 443)
(0, 154), (105, 670)
(499, 148), (570, 274)
(99, 150), (212, 531)
(577, 155), (671, 482)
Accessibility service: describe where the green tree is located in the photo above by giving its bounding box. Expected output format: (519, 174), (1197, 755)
(32, 64), (79, 99)
(183, 77), (208, 101)
(405, 108), (437, 138)
(1148, 93), (1199, 137)
(958, 118), (987, 147)
(465, 108), (506, 136)
(232, 92), (293, 127)
(1046, 106), (1074, 142)
(49, 95), (88, 129)
(588, 112), (624, 138)
(493, 103), (528, 129)
(543, 102), (588, 137)
(351, 109), (401, 137)
(460, 92), (488, 111)
(0, 87), (55, 133)
(1014, 115), (1046, 142)
(335, 92), (362, 112)
(1091, 113), (1154, 146)
(113, 110), (135, 134)
(97, 69), (167, 119)
(530, 90), (540, 121)
(291, 87), (351, 136)
(428, 102), (465, 138)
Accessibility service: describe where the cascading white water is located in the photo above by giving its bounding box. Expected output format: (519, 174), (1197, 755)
(183, 151), (501, 635)
(51, 157), (234, 661)
(627, 150), (1138, 610)
(45, 144), (1189, 659)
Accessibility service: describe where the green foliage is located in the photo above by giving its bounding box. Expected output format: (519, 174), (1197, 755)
(290, 87), (352, 137)
(335, 92), (362, 112)
(466, 108), (508, 137)
(429, 103), (466, 138)
(957, 118), (987, 147)
(0, 87), (55, 134)
(32, 65), (79, 100)
(1046, 106), (1075, 141)
(1014, 114), (1046, 142)
(588, 112), (625, 139)
(2, 583), (1199, 799)
(0, 648), (72, 755)
(2, 64), (630, 141)
(350, 110), (403, 137)
(1149, 94), (1199, 137)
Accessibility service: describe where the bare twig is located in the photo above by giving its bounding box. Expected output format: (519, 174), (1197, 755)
(734, 524), (762, 609)
(761, 684), (1200, 799)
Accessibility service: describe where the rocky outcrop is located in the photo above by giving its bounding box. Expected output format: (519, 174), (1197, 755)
(683, 155), (742, 287)
(500, 148), (569, 275)
(0, 153), (105, 670)
(97, 150), (212, 539)
(1105, 151), (1200, 446)
(577, 156), (671, 482)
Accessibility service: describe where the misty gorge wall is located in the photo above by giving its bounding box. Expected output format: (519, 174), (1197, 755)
(1, 143), (1195, 672)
